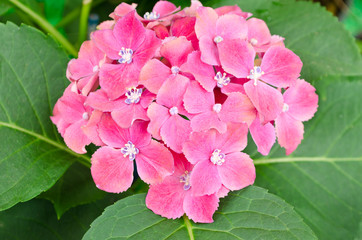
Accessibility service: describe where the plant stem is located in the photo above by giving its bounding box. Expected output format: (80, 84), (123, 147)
(8, 0), (78, 56)
(78, 0), (93, 47)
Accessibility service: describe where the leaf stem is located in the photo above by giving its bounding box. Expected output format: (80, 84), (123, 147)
(78, 0), (93, 47)
(8, 0), (78, 56)
(183, 215), (195, 240)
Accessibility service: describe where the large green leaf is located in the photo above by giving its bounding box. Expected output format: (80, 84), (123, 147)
(0, 22), (89, 211)
(83, 186), (316, 240)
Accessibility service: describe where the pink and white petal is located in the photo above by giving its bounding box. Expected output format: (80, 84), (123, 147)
(133, 29), (161, 67)
(153, 0), (178, 16)
(283, 79), (318, 122)
(199, 36), (220, 66)
(184, 192), (219, 223)
(147, 103), (170, 140)
(157, 74), (190, 108)
(64, 120), (91, 154)
(136, 140), (174, 184)
(139, 59), (171, 94)
(244, 80), (283, 124)
(160, 36), (194, 66)
(113, 11), (146, 50)
(180, 51), (216, 92)
(190, 160), (222, 196)
(215, 122), (248, 154)
(183, 130), (216, 164)
(91, 147), (134, 193)
(218, 152), (255, 191)
(275, 112), (304, 155)
(195, 7), (218, 38)
(218, 39), (255, 78)
(86, 89), (125, 112)
(191, 111), (227, 133)
(216, 185), (230, 198)
(98, 114), (129, 148)
(216, 14), (247, 40)
(146, 176), (186, 219)
(183, 81), (214, 114)
(82, 110), (104, 146)
(249, 117), (276, 155)
(260, 46), (302, 88)
(91, 30), (120, 59)
(219, 92), (256, 126)
(247, 18), (271, 46)
(160, 115), (192, 153)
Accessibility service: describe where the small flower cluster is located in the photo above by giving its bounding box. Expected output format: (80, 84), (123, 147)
(52, 0), (318, 223)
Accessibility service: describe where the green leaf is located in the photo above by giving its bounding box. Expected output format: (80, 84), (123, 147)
(44, 0), (65, 25)
(0, 196), (119, 240)
(0, 22), (90, 211)
(83, 186), (317, 240)
(40, 162), (106, 219)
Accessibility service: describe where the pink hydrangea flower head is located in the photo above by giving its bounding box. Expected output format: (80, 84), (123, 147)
(276, 79), (318, 154)
(91, 115), (174, 193)
(92, 11), (161, 100)
(146, 152), (219, 223)
(183, 123), (255, 196)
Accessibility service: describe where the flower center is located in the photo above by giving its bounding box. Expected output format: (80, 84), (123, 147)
(92, 65), (99, 72)
(214, 36), (223, 44)
(82, 112), (89, 120)
(180, 171), (191, 191)
(247, 66), (264, 86)
(169, 106), (178, 115)
(210, 149), (225, 165)
(171, 66), (180, 74)
(118, 47), (133, 64)
(144, 11), (160, 20)
(214, 71), (231, 88)
(250, 38), (258, 46)
(213, 103), (222, 113)
(121, 141), (139, 161)
(125, 87), (142, 104)
(282, 103), (289, 112)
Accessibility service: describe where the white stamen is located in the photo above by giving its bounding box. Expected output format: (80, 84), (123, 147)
(171, 66), (180, 74)
(214, 36), (224, 44)
(121, 141), (139, 161)
(118, 47), (133, 64)
(169, 106), (178, 115)
(82, 112), (89, 120)
(210, 149), (226, 165)
(213, 103), (222, 113)
(214, 72), (231, 88)
(250, 38), (258, 46)
(247, 66), (264, 86)
(92, 65), (99, 72)
(125, 87), (142, 104)
(144, 11), (160, 20)
(283, 103), (289, 112)
(180, 170), (191, 191)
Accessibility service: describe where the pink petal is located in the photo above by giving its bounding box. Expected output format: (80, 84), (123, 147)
(260, 46), (302, 88)
(147, 103), (170, 140)
(247, 18), (271, 46)
(97, 20), (115, 30)
(160, 36), (194, 66)
(111, 3), (138, 20)
(153, 0), (178, 17)
(218, 39), (255, 78)
(153, 24), (169, 39)
(98, 114), (128, 148)
(183, 81), (214, 113)
(170, 16), (196, 38)
(219, 92), (256, 126)
(199, 35), (220, 66)
(215, 5), (251, 19)
(190, 159), (222, 196)
(67, 58), (93, 81)
(129, 120), (151, 148)
(244, 80), (283, 124)
(64, 120), (91, 154)
(146, 176), (186, 219)
(86, 89), (125, 112)
(139, 59), (171, 94)
(180, 51), (216, 92)
(140, 89), (156, 109)
(80, 73), (99, 96)
(195, 7), (217, 38)
(215, 122), (248, 154)
(275, 112), (304, 155)
(91, 147), (134, 193)
(216, 14), (247, 40)
(136, 140), (174, 184)
(218, 152), (255, 191)
(55, 91), (87, 123)
(133, 29), (161, 67)
(91, 30), (120, 60)
(183, 130), (216, 164)
(184, 192), (219, 223)
(112, 104), (148, 129)
(157, 74), (190, 108)
(160, 115), (192, 153)
(82, 110), (104, 146)
(249, 116), (276, 155)
(283, 79), (318, 122)
(216, 185), (230, 198)
(191, 111), (227, 133)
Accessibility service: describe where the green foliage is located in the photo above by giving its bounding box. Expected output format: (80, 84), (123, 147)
(83, 186), (316, 240)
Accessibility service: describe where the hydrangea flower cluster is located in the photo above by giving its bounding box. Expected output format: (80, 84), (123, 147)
(52, 0), (318, 223)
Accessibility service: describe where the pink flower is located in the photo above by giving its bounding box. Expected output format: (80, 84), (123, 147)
(86, 87), (155, 128)
(91, 115), (174, 193)
(66, 41), (106, 96)
(91, 11), (161, 100)
(195, 7), (248, 65)
(276, 79), (318, 154)
(183, 123), (255, 196)
(146, 152), (219, 223)
(51, 84), (93, 154)
(219, 41), (303, 124)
